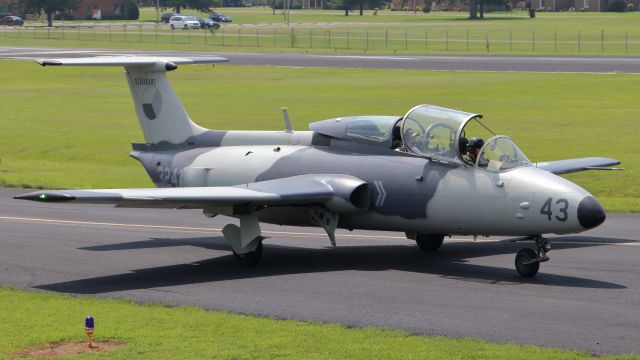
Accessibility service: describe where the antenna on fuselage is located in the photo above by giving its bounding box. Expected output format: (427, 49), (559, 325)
(279, 107), (293, 133)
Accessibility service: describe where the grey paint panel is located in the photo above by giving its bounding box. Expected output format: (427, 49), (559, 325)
(257, 146), (455, 219)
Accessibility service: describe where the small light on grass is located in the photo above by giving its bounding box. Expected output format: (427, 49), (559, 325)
(85, 316), (95, 348)
(38, 194), (48, 200)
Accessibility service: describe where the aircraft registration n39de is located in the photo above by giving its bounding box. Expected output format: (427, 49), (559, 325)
(16, 56), (621, 277)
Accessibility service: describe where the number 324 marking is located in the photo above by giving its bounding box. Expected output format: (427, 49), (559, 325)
(540, 198), (569, 222)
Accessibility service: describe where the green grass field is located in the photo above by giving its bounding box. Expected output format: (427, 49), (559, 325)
(1, 286), (638, 359)
(0, 60), (636, 211)
(6, 8), (640, 55)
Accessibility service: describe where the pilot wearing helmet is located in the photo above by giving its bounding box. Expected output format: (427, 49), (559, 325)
(463, 137), (484, 165)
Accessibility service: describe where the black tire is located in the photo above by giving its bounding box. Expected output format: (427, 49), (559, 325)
(183, 24), (188, 30)
(214, 24), (220, 29)
(415, 233), (444, 251)
(170, 24), (174, 30)
(515, 248), (540, 277)
(233, 241), (263, 266)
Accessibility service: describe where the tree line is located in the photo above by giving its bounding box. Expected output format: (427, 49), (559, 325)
(19, 0), (507, 28)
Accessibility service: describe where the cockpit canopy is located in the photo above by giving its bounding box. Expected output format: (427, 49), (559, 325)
(309, 105), (531, 172)
(400, 105), (530, 171)
(310, 116), (401, 149)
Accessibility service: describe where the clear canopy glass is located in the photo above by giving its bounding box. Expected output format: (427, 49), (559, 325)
(345, 116), (397, 142)
(477, 136), (531, 171)
(400, 105), (530, 171)
(401, 105), (479, 161)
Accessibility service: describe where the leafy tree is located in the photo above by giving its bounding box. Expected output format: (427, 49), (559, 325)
(160, 0), (217, 13)
(422, 0), (432, 12)
(338, 0), (381, 16)
(438, 0), (506, 19)
(128, 1), (140, 19)
(336, 0), (353, 15)
(20, 0), (80, 26)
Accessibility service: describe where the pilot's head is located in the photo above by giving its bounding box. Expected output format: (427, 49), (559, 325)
(467, 137), (484, 159)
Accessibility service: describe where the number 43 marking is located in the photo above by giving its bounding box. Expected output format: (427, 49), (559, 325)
(540, 198), (569, 222)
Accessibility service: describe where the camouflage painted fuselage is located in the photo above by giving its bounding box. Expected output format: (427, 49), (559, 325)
(131, 128), (594, 237)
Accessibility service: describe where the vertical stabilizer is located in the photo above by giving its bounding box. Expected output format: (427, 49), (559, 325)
(35, 56), (228, 146)
(125, 67), (205, 145)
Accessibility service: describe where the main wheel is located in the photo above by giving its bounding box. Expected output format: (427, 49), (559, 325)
(515, 248), (540, 277)
(415, 233), (444, 251)
(233, 241), (263, 266)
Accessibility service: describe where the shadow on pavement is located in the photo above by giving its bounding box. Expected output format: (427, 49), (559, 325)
(36, 234), (631, 294)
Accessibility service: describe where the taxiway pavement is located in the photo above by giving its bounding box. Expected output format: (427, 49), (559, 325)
(1, 188), (638, 354)
(1, 46), (640, 73)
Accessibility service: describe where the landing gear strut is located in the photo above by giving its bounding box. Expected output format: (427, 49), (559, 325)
(515, 236), (550, 277)
(222, 213), (264, 266)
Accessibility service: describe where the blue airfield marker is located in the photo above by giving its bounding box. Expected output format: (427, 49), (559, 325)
(85, 316), (95, 348)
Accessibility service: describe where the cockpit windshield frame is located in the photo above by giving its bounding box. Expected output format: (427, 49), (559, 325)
(475, 135), (531, 172)
(400, 104), (483, 163)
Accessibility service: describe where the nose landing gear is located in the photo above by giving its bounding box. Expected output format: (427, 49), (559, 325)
(514, 236), (550, 277)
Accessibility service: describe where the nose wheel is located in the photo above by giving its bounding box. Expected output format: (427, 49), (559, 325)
(514, 236), (550, 277)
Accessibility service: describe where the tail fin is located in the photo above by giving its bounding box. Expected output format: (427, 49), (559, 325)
(36, 56), (228, 145)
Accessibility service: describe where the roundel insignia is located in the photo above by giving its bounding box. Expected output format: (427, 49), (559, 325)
(142, 89), (163, 120)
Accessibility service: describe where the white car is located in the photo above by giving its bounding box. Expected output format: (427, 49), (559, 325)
(169, 15), (200, 30)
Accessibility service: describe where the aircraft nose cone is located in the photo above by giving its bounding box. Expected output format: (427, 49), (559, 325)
(577, 196), (606, 230)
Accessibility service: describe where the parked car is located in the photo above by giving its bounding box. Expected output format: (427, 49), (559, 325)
(197, 17), (220, 29)
(169, 15), (201, 30)
(161, 12), (176, 23)
(209, 13), (232, 23)
(0, 16), (24, 26)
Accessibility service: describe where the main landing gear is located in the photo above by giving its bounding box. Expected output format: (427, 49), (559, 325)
(222, 213), (265, 266)
(415, 233), (445, 251)
(514, 236), (550, 277)
(406, 233), (445, 251)
(232, 241), (263, 266)
(221, 207), (341, 266)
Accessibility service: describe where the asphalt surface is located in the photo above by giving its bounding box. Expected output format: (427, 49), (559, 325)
(0, 188), (638, 354)
(2, 46), (640, 72)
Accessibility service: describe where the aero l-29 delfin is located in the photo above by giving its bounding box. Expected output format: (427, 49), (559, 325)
(17, 56), (622, 277)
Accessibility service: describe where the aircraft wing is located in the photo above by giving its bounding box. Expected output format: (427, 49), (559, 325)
(14, 174), (371, 213)
(534, 157), (622, 175)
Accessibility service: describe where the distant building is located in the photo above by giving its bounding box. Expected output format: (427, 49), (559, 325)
(0, 0), (16, 15)
(0, 0), (133, 19)
(71, 0), (133, 19)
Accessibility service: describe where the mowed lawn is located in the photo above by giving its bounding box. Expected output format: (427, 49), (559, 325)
(6, 10), (640, 55)
(0, 60), (636, 211)
(1, 286), (638, 359)
(138, 7), (640, 31)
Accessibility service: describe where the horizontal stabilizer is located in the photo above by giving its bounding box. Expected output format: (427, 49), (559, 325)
(15, 174), (371, 214)
(35, 56), (228, 70)
(535, 157), (622, 175)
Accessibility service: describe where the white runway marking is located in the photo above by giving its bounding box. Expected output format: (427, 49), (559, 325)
(0, 215), (406, 240)
(1, 215), (638, 246)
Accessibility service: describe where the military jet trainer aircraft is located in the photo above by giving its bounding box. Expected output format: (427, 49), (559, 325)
(16, 56), (621, 277)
